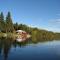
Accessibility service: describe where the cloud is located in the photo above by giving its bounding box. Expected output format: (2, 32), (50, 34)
(47, 18), (60, 32)
(49, 18), (60, 28)
(49, 19), (60, 24)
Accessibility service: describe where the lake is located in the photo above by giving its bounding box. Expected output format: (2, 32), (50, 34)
(0, 38), (60, 60)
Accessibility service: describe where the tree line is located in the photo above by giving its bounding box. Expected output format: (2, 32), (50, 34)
(0, 12), (14, 32)
(0, 12), (60, 42)
(0, 12), (31, 33)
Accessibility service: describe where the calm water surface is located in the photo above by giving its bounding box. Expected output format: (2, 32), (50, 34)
(0, 39), (60, 60)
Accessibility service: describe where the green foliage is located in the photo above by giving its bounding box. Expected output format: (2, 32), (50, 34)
(5, 12), (14, 32)
(0, 12), (60, 42)
(31, 29), (60, 42)
(0, 12), (5, 32)
(31, 29), (38, 42)
(14, 22), (18, 30)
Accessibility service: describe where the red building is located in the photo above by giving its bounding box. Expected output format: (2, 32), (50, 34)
(16, 30), (31, 42)
(16, 30), (27, 39)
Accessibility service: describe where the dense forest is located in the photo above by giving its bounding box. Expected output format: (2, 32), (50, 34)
(0, 12), (60, 42)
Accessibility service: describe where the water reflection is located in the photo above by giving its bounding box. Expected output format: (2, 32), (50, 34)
(0, 38), (12, 60)
(0, 39), (2, 55)
(0, 38), (29, 60)
(0, 38), (60, 60)
(16, 36), (26, 42)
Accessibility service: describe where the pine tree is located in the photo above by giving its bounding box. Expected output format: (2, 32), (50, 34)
(14, 22), (18, 30)
(6, 12), (14, 32)
(0, 12), (4, 32)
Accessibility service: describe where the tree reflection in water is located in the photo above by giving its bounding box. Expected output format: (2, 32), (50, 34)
(0, 38), (30, 60)
(3, 38), (12, 60)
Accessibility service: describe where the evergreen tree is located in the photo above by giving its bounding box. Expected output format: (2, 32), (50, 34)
(6, 12), (14, 32)
(0, 12), (5, 32)
(14, 22), (18, 30)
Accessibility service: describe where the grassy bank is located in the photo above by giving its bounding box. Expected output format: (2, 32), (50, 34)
(0, 32), (17, 39)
